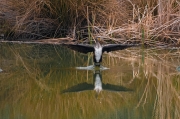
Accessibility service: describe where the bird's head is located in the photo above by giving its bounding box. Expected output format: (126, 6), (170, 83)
(95, 37), (102, 48)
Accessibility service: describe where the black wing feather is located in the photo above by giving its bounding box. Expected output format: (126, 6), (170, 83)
(103, 44), (137, 53)
(61, 82), (94, 94)
(102, 83), (133, 92)
(63, 44), (94, 54)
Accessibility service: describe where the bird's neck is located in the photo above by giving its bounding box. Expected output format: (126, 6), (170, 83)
(95, 41), (101, 48)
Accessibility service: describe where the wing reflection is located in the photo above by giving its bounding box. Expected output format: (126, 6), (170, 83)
(61, 82), (94, 93)
(61, 70), (133, 94)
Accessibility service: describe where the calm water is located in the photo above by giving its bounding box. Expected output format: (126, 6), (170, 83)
(0, 43), (180, 119)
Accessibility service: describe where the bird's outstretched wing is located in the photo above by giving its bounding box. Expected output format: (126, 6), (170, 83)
(102, 83), (133, 92)
(61, 82), (94, 94)
(63, 44), (94, 54)
(102, 44), (138, 53)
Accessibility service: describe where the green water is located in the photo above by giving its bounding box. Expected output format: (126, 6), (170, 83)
(0, 43), (179, 119)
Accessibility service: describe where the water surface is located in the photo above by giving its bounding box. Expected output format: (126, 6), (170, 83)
(0, 43), (179, 119)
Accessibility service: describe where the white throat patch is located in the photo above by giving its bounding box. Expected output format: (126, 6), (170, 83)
(94, 47), (102, 62)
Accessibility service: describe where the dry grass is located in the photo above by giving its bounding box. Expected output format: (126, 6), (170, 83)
(0, 0), (180, 47)
(94, 0), (180, 47)
(0, 0), (129, 40)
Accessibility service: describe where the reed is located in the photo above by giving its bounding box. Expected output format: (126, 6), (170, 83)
(0, 0), (179, 46)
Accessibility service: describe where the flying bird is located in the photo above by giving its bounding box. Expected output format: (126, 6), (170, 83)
(63, 38), (138, 66)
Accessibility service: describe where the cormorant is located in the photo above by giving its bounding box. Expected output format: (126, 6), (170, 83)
(63, 38), (138, 66)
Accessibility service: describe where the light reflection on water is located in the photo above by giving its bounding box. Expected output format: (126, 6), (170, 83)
(0, 43), (180, 119)
(75, 65), (109, 70)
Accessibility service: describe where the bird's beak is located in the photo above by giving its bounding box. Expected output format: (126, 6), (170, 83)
(95, 37), (101, 43)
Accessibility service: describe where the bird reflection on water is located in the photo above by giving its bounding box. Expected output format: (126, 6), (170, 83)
(61, 69), (133, 97)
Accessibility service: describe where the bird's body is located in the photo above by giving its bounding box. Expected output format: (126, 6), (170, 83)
(93, 41), (103, 66)
(63, 39), (138, 66)
(94, 46), (102, 63)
